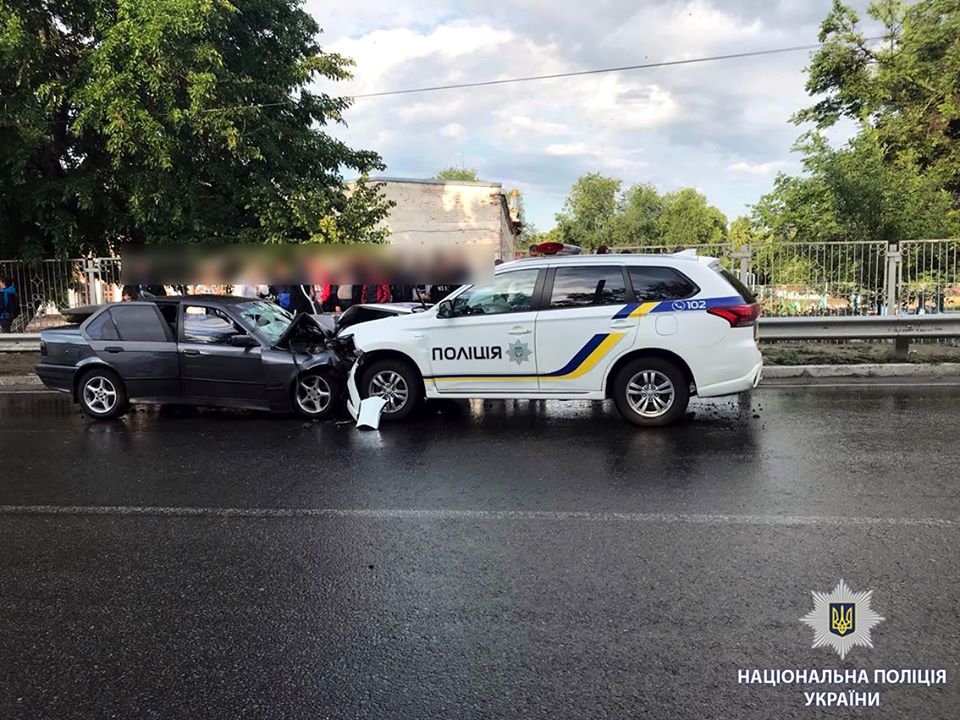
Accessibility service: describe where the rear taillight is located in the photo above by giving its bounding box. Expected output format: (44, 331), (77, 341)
(707, 303), (761, 327)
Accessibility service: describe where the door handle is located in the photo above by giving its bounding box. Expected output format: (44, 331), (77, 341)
(508, 327), (532, 336)
(104, 346), (123, 353)
(181, 348), (202, 356)
(610, 320), (636, 329)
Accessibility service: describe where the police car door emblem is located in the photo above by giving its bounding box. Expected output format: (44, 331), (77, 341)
(507, 339), (533, 365)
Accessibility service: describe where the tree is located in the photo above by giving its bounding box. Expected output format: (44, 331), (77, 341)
(433, 166), (481, 182)
(0, 0), (391, 259)
(752, 0), (960, 246)
(797, 0), (960, 200)
(657, 188), (728, 247)
(754, 129), (959, 243)
(728, 216), (763, 246)
(554, 173), (620, 250)
(607, 183), (662, 247)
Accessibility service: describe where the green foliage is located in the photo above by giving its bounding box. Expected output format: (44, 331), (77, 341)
(657, 188), (727, 247)
(797, 0), (960, 198)
(608, 183), (662, 247)
(433, 166), (481, 182)
(728, 216), (764, 246)
(555, 174), (727, 250)
(554, 173), (620, 250)
(753, 0), (960, 245)
(754, 129), (959, 243)
(0, 0), (390, 259)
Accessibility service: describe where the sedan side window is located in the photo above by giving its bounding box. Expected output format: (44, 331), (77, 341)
(182, 306), (243, 344)
(109, 304), (170, 342)
(449, 270), (539, 317)
(86, 311), (120, 341)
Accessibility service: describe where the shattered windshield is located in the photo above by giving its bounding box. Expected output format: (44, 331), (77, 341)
(237, 301), (293, 344)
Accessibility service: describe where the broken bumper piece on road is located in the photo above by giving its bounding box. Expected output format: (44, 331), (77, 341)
(345, 355), (386, 430)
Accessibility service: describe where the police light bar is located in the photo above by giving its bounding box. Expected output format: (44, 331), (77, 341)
(530, 242), (582, 256)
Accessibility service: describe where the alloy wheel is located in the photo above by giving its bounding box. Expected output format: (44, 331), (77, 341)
(625, 369), (675, 418)
(83, 376), (118, 414)
(369, 370), (409, 414)
(296, 374), (332, 415)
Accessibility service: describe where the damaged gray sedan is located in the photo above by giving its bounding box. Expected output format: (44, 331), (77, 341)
(35, 295), (420, 420)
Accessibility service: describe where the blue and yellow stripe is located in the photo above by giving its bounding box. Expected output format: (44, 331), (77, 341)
(611, 301), (659, 319)
(612, 295), (743, 318)
(425, 332), (625, 383)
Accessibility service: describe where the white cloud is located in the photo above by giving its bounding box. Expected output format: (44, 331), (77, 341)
(439, 122), (465, 138)
(313, 0), (861, 228)
(544, 143), (591, 156)
(326, 25), (516, 95)
(726, 160), (789, 176)
(500, 114), (570, 136)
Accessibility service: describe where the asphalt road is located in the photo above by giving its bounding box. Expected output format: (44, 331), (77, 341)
(0, 386), (957, 719)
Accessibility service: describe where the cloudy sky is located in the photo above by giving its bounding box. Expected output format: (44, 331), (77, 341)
(310, 0), (873, 230)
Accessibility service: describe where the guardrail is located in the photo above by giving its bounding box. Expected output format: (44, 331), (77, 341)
(760, 314), (960, 359)
(0, 333), (43, 351)
(4, 315), (960, 357)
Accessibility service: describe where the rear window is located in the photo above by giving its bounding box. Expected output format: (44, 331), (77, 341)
(716, 266), (757, 303)
(86, 311), (120, 341)
(549, 266), (627, 308)
(628, 267), (699, 302)
(109, 305), (170, 342)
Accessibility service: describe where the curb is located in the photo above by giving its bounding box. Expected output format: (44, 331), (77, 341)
(762, 363), (960, 379)
(0, 375), (42, 386)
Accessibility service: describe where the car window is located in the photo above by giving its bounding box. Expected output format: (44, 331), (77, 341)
(182, 306), (243, 344)
(236, 301), (293, 345)
(628, 267), (700, 302)
(549, 266), (627, 308)
(109, 305), (169, 342)
(715, 266), (757, 303)
(450, 270), (539, 316)
(86, 310), (120, 341)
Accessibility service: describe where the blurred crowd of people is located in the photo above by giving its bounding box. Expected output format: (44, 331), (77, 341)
(118, 282), (460, 315)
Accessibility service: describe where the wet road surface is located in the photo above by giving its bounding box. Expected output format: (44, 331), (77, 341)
(0, 387), (957, 719)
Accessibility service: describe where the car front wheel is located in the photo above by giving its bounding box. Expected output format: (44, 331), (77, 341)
(613, 357), (689, 427)
(360, 359), (422, 421)
(78, 368), (129, 420)
(294, 371), (339, 420)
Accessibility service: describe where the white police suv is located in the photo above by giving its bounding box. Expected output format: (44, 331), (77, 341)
(341, 252), (762, 426)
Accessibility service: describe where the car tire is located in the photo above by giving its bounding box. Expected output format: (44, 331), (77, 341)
(360, 358), (423, 422)
(293, 370), (340, 421)
(77, 367), (130, 420)
(613, 356), (689, 427)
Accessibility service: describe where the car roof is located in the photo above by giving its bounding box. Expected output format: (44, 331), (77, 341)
(152, 294), (255, 305)
(497, 252), (716, 272)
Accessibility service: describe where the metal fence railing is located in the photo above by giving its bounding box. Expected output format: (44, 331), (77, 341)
(898, 239), (960, 314)
(0, 258), (123, 331)
(615, 240), (957, 317)
(749, 241), (889, 317)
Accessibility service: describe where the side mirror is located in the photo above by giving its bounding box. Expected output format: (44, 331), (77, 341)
(229, 334), (258, 348)
(437, 300), (454, 319)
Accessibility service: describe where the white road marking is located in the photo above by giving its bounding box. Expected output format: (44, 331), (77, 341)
(0, 505), (955, 528)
